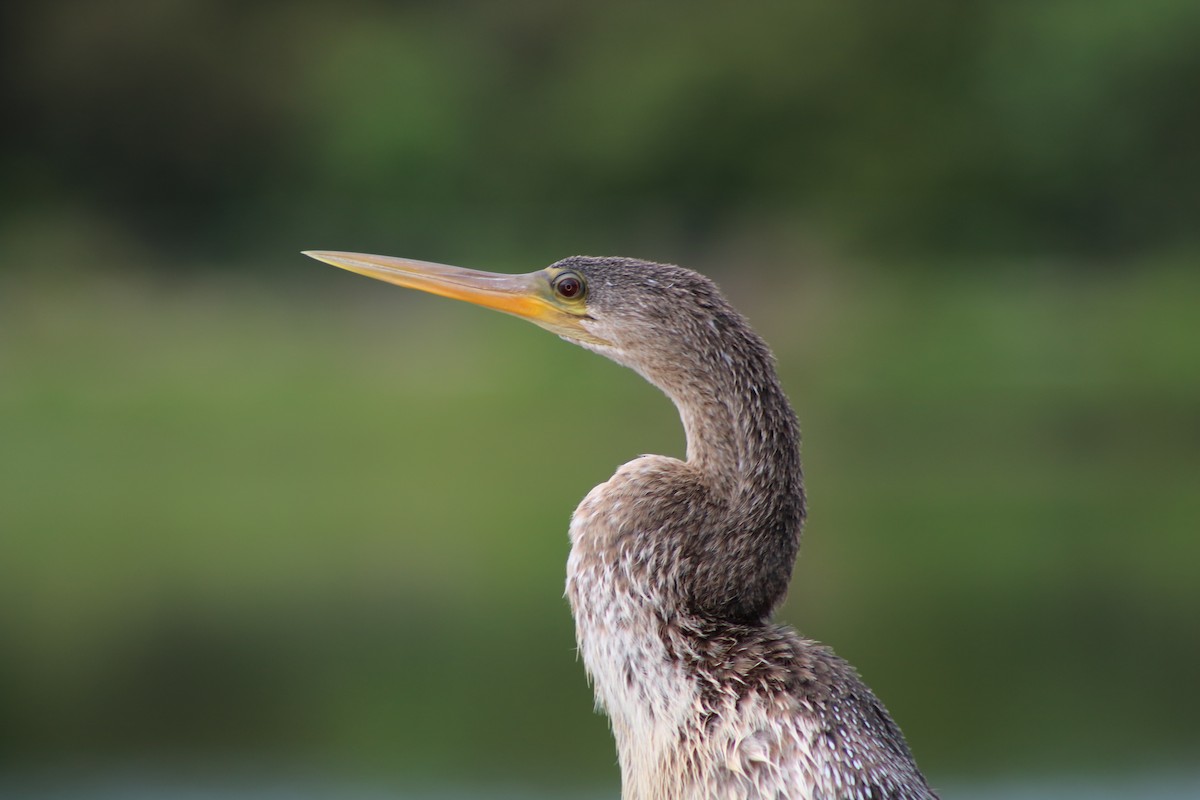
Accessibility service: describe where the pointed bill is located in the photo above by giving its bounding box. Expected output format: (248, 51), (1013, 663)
(303, 250), (606, 344)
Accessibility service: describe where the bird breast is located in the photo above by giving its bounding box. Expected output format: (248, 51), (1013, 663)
(564, 455), (937, 800)
(566, 455), (702, 798)
(565, 455), (804, 799)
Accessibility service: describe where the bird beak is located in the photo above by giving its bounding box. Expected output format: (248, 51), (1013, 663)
(303, 250), (605, 344)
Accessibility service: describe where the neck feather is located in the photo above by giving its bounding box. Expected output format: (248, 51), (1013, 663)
(648, 319), (806, 622)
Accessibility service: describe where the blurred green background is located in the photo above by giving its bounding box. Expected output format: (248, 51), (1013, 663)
(1, 1), (1198, 797)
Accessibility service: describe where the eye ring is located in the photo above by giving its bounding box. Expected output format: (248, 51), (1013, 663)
(553, 272), (586, 300)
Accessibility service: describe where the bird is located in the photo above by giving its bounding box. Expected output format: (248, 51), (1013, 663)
(303, 250), (938, 800)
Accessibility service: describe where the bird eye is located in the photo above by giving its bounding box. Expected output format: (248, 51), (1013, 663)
(553, 272), (585, 300)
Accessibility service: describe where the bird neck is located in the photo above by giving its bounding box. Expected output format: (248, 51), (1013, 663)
(672, 345), (802, 512)
(646, 323), (806, 622)
(679, 382), (792, 494)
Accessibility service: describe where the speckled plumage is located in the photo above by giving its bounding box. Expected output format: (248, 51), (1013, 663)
(552, 257), (937, 800)
(310, 248), (938, 799)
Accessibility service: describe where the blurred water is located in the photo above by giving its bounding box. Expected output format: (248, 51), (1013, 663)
(3, 772), (1199, 800)
(939, 774), (1200, 800)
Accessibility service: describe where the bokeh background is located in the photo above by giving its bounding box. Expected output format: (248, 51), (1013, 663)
(2, 2), (1198, 798)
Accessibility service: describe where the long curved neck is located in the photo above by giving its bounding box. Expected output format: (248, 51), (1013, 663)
(678, 358), (799, 496)
(674, 339), (803, 513)
(644, 317), (806, 622)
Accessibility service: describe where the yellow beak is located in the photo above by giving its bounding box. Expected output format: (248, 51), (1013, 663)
(302, 250), (604, 344)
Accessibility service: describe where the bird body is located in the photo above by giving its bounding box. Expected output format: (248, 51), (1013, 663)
(304, 251), (937, 800)
(569, 460), (936, 800)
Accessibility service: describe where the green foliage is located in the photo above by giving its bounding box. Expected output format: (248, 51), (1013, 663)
(1, 262), (1196, 784)
(3, 0), (1198, 266)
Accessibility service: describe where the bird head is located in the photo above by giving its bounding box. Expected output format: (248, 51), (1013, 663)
(302, 251), (740, 386)
(304, 251), (802, 623)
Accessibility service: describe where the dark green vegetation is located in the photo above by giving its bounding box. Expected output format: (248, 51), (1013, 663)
(4, 1), (1200, 267)
(1, 0), (1198, 793)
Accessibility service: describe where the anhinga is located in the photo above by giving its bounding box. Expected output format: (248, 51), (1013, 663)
(303, 251), (937, 800)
